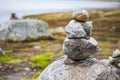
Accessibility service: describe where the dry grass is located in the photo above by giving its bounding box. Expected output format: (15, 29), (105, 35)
(24, 9), (120, 58)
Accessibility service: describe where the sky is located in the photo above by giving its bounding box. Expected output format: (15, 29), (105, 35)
(0, 0), (120, 11)
(0, 0), (119, 23)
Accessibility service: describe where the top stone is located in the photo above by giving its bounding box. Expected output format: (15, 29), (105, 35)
(72, 10), (89, 22)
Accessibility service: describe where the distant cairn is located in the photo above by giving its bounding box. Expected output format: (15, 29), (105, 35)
(10, 13), (19, 20)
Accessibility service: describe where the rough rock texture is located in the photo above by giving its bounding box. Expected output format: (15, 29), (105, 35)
(109, 49), (120, 68)
(65, 20), (92, 39)
(39, 56), (117, 80)
(72, 10), (89, 21)
(112, 49), (120, 58)
(63, 37), (99, 60)
(0, 48), (5, 55)
(0, 20), (51, 41)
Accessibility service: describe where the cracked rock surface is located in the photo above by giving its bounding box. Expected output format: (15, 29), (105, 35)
(39, 56), (117, 80)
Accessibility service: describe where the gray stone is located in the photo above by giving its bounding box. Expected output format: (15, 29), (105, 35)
(0, 48), (5, 55)
(65, 20), (92, 39)
(112, 49), (120, 58)
(95, 69), (118, 80)
(39, 56), (117, 80)
(118, 63), (120, 68)
(109, 49), (120, 68)
(109, 57), (120, 68)
(0, 20), (51, 41)
(72, 10), (89, 21)
(63, 37), (99, 60)
(64, 57), (75, 64)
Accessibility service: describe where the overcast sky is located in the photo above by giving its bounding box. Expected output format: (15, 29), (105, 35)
(0, 0), (120, 11)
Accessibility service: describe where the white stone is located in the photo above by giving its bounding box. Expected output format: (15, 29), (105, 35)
(54, 27), (65, 33)
(0, 48), (5, 55)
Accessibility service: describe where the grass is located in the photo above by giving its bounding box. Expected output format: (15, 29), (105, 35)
(24, 9), (120, 48)
(0, 50), (13, 63)
(31, 72), (40, 79)
(8, 59), (27, 64)
(0, 77), (3, 80)
(31, 52), (55, 68)
(19, 72), (41, 80)
(27, 43), (34, 48)
(5, 50), (13, 54)
(0, 56), (12, 64)
(14, 67), (24, 72)
(0, 49), (27, 64)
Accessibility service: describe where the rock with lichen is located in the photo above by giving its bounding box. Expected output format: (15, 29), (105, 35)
(38, 10), (119, 80)
(39, 56), (117, 80)
(0, 20), (51, 41)
(0, 48), (5, 55)
(63, 37), (99, 60)
(65, 20), (92, 39)
(63, 10), (100, 63)
(109, 49), (120, 68)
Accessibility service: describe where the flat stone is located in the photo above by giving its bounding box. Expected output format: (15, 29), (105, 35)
(64, 57), (75, 64)
(39, 56), (117, 80)
(72, 10), (89, 22)
(63, 37), (99, 60)
(65, 20), (92, 39)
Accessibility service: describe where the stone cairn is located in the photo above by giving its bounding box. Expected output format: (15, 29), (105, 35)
(63, 10), (100, 64)
(10, 13), (19, 20)
(39, 10), (119, 80)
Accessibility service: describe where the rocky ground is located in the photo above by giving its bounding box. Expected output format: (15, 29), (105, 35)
(0, 39), (63, 80)
(0, 9), (120, 80)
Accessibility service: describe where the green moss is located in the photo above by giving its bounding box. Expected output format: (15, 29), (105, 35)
(27, 43), (34, 48)
(31, 72), (41, 79)
(98, 41), (113, 54)
(98, 41), (113, 49)
(31, 52), (54, 68)
(5, 50), (13, 54)
(0, 77), (3, 80)
(0, 41), (6, 45)
(0, 56), (25, 64)
(110, 58), (120, 66)
(15, 67), (24, 71)
(0, 49), (27, 64)
(8, 59), (27, 64)
(19, 72), (41, 80)
(0, 50), (13, 63)
(0, 55), (12, 63)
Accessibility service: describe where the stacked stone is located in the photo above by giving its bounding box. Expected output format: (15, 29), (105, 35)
(63, 10), (100, 64)
(39, 10), (118, 80)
